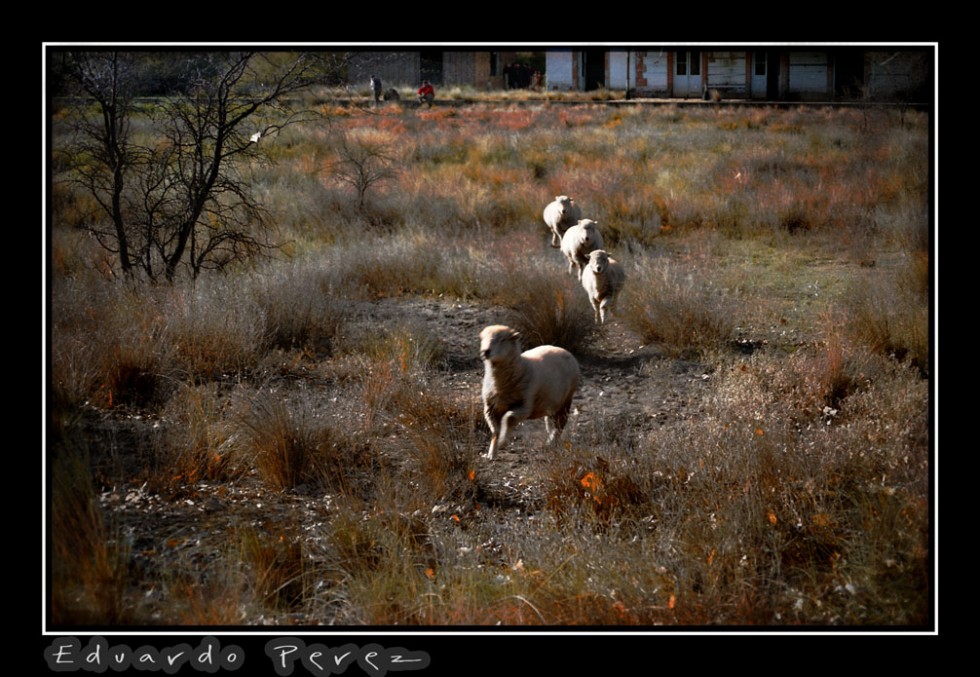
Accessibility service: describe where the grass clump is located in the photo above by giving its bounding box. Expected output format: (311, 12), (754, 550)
(503, 264), (597, 355)
(844, 262), (929, 375)
(158, 382), (244, 484)
(239, 392), (373, 493)
(621, 257), (736, 358)
(250, 261), (347, 356)
(50, 445), (131, 625)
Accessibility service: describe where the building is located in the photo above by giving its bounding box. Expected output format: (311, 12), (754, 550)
(544, 47), (931, 102)
(348, 50), (526, 89)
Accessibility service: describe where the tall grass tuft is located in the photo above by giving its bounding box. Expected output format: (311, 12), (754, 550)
(239, 392), (371, 493)
(50, 277), (173, 410)
(397, 384), (482, 504)
(239, 525), (310, 612)
(159, 382), (245, 484)
(505, 266), (597, 354)
(844, 261), (929, 374)
(250, 262), (347, 356)
(50, 445), (131, 625)
(621, 258), (736, 358)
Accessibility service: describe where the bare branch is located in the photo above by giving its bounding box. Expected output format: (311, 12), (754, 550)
(55, 50), (348, 282)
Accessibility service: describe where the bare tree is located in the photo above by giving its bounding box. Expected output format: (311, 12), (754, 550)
(331, 130), (399, 211)
(55, 51), (349, 282)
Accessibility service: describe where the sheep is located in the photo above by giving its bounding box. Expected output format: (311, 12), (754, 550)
(480, 324), (580, 461)
(581, 249), (626, 324)
(560, 218), (604, 280)
(543, 195), (583, 248)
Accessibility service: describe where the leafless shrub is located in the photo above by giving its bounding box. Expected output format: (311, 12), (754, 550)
(330, 129), (400, 211)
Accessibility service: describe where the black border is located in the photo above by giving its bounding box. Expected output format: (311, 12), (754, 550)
(42, 41), (940, 674)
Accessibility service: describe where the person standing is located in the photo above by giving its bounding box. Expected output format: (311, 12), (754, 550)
(370, 75), (383, 106)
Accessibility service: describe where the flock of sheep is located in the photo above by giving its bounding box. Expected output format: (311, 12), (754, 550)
(480, 195), (626, 460)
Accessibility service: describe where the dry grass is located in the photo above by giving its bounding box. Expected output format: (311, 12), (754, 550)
(504, 265), (598, 354)
(158, 382), (244, 484)
(620, 256), (738, 358)
(47, 101), (932, 628)
(238, 391), (373, 494)
(845, 259), (930, 374)
(50, 445), (131, 625)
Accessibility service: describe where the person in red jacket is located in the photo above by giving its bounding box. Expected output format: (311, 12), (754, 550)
(417, 80), (435, 108)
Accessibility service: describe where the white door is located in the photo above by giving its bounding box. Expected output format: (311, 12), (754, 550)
(674, 50), (701, 97)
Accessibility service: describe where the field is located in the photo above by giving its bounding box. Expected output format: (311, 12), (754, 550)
(47, 99), (932, 628)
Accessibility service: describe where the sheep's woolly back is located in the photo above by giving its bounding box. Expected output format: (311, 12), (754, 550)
(561, 219), (604, 278)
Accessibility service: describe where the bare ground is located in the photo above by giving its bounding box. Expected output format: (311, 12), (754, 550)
(71, 291), (723, 625)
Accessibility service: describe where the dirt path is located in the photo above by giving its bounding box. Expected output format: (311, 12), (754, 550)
(355, 296), (714, 469)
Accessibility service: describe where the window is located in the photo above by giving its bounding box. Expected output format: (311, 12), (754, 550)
(755, 50), (766, 76)
(678, 51), (701, 76)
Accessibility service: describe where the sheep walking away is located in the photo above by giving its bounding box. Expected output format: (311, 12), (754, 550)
(480, 325), (580, 460)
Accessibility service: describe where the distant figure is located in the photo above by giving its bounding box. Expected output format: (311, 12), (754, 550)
(417, 80), (435, 108)
(383, 87), (401, 102)
(370, 75), (383, 106)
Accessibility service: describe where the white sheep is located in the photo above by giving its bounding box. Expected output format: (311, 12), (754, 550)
(560, 218), (604, 280)
(543, 195), (583, 248)
(581, 249), (626, 324)
(480, 324), (580, 461)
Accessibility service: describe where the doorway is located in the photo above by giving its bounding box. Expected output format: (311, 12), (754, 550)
(583, 49), (605, 90)
(673, 49), (701, 97)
